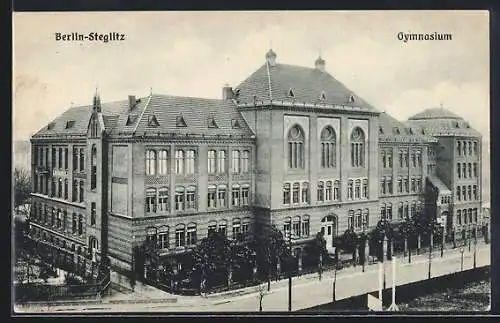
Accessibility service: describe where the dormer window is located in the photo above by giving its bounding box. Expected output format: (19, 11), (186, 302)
(288, 88), (295, 98)
(231, 119), (241, 129)
(148, 115), (159, 127)
(379, 126), (384, 134)
(348, 94), (355, 103)
(176, 116), (187, 127)
(393, 127), (400, 135)
(421, 128), (426, 135)
(65, 120), (75, 129)
(320, 91), (327, 101)
(208, 117), (218, 128)
(465, 122), (470, 128)
(408, 128), (414, 135)
(454, 121), (460, 128)
(47, 122), (56, 130)
(126, 114), (138, 126)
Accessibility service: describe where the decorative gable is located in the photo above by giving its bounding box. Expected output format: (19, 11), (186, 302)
(231, 119), (241, 129)
(176, 115), (187, 127)
(126, 114), (138, 126)
(288, 88), (295, 98)
(208, 116), (218, 128)
(148, 115), (160, 127)
(320, 91), (327, 101)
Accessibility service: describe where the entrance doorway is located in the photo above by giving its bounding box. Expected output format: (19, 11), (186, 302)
(320, 215), (337, 248)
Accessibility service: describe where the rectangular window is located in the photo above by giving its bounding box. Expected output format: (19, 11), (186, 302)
(64, 148), (68, 169)
(355, 180), (361, 199)
(241, 187), (250, 205)
(233, 221), (242, 242)
(186, 187), (196, 210)
(387, 178), (393, 195)
(72, 213), (77, 234)
(473, 163), (478, 177)
(158, 150), (168, 175)
(325, 181), (332, 201)
(208, 150), (216, 174)
(457, 186), (461, 201)
(175, 228), (185, 247)
(79, 148), (84, 171)
(208, 223), (217, 237)
(208, 186), (217, 208)
(347, 211), (354, 229)
(292, 183), (300, 204)
(462, 164), (467, 178)
(404, 178), (409, 193)
(347, 181), (353, 200)
(387, 153), (393, 168)
(218, 223), (227, 237)
(78, 215), (83, 235)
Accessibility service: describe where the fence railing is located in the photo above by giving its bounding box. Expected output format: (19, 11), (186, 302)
(15, 272), (110, 302)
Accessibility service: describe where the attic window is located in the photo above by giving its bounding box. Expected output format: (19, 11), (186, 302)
(454, 121), (460, 128)
(320, 91), (327, 101)
(393, 127), (400, 135)
(288, 88), (295, 98)
(176, 116), (187, 127)
(379, 126), (384, 134)
(208, 117), (218, 128)
(126, 114), (138, 126)
(65, 120), (75, 129)
(421, 128), (426, 135)
(148, 115), (159, 127)
(348, 94), (355, 103)
(465, 122), (470, 128)
(47, 122), (56, 130)
(231, 119), (241, 129)
(408, 128), (414, 135)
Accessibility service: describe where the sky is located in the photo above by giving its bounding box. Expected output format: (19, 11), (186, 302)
(13, 11), (489, 145)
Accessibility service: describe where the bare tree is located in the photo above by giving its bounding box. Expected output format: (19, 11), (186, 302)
(256, 282), (267, 312)
(13, 168), (31, 216)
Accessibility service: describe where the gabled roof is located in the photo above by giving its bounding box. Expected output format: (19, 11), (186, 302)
(378, 112), (437, 143)
(234, 62), (379, 112)
(427, 175), (452, 195)
(133, 94), (254, 137)
(32, 98), (149, 138)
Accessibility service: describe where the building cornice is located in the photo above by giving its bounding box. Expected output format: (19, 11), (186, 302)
(237, 100), (380, 116)
(106, 133), (256, 144)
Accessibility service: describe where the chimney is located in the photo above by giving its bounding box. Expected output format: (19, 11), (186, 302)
(315, 56), (326, 72)
(266, 49), (277, 66)
(128, 95), (137, 110)
(222, 84), (234, 100)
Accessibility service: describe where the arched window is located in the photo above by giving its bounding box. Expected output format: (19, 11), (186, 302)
(187, 223), (197, 245)
(79, 180), (84, 202)
(457, 141), (461, 155)
(301, 182), (310, 204)
(158, 150), (168, 175)
(91, 145), (97, 190)
(317, 181), (324, 202)
(64, 179), (68, 200)
(175, 224), (185, 247)
(334, 180), (341, 201)
(186, 150), (195, 175)
(350, 127), (365, 167)
(325, 181), (332, 201)
(186, 186), (196, 210)
(208, 221), (217, 237)
(79, 148), (85, 171)
(362, 209), (369, 228)
(217, 185), (226, 208)
(302, 215), (310, 237)
(354, 210), (362, 229)
(217, 150), (226, 174)
(387, 203), (393, 221)
(241, 150), (250, 173)
(208, 185), (217, 208)
(233, 218), (242, 242)
(355, 179), (361, 199)
(292, 182), (300, 204)
(457, 210), (462, 225)
(232, 150), (240, 173)
(398, 202), (403, 219)
(175, 150), (184, 174)
(292, 216), (301, 237)
(158, 187), (169, 212)
(146, 188), (157, 213)
(158, 226), (169, 249)
(320, 126), (336, 168)
(146, 150), (156, 175)
(58, 179), (63, 198)
(287, 125), (305, 169)
(380, 203), (386, 221)
(347, 179), (353, 200)
(175, 186), (185, 211)
(208, 150), (216, 174)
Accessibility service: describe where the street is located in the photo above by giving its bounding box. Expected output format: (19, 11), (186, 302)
(14, 243), (490, 313)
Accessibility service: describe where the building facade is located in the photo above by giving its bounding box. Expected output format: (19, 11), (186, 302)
(28, 49), (484, 282)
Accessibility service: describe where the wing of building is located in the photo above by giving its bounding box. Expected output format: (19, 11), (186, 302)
(28, 49), (485, 289)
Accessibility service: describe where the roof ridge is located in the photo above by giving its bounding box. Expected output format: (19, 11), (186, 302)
(265, 61), (273, 100)
(133, 94), (153, 133)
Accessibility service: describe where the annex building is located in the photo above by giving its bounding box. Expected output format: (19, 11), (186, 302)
(28, 49), (484, 284)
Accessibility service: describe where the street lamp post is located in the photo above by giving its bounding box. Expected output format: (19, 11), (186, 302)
(332, 247), (337, 302)
(428, 226), (433, 280)
(460, 247), (464, 271)
(473, 224), (477, 269)
(287, 231), (292, 312)
(383, 234), (388, 291)
(441, 225), (445, 258)
(468, 223), (471, 252)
